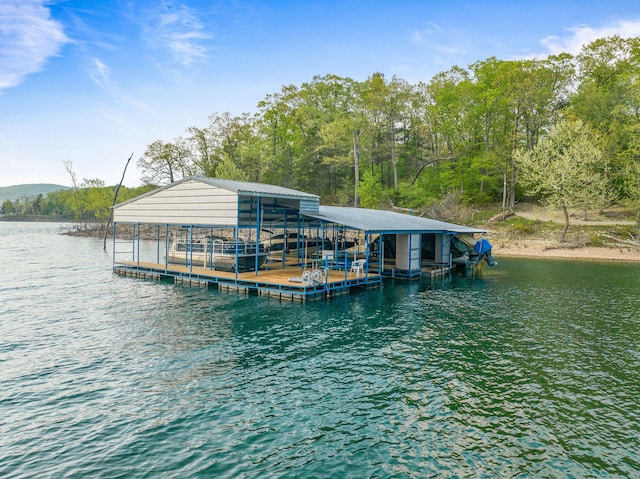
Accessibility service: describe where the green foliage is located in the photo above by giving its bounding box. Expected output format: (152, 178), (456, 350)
(0, 183), (159, 225)
(503, 216), (541, 236)
(396, 181), (426, 209)
(358, 170), (386, 209)
(129, 38), (636, 214)
(17, 35), (634, 222)
(515, 119), (613, 241)
(215, 153), (249, 181)
(516, 120), (610, 209)
(1, 199), (15, 215)
(588, 233), (606, 247)
(620, 143), (640, 217)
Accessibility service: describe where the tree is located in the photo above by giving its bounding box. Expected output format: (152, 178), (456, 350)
(215, 153), (249, 181)
(185, 126), (215, 175)
(1, 199), (14, 215)
(359, 73), (413, 193)
(81, 178), (112, 223)
(515, 119), (611, 242)
(358, 169), (385, 208)
(126, 35), (634, 213)
(64, 159), (88, 229)
(622, 150), (640, 222)
(138, 140), (190, 185)
(411, 68), (472, 200)
(257, 87), (301, 189)
(571, 36), (640, 201)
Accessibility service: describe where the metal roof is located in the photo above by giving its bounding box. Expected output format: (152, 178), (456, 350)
(197, 177), (319, 201)
(306, 206), (485, 234)
(113, 176), (320, 210)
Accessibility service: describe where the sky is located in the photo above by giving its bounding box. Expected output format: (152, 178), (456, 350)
(1, 0), (640, 188)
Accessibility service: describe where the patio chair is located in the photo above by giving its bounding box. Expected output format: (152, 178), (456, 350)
(350, 259), (366, 278)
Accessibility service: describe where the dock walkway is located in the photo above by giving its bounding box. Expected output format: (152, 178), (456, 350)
(114, 261), (382, 302)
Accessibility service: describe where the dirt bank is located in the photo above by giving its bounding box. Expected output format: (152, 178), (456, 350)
(488, 205), (640, 262)
(493, 239), (640, 262)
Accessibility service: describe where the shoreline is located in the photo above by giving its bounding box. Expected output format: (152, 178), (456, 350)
(493, 240), (640, 263)
(4, 215), (639, 263)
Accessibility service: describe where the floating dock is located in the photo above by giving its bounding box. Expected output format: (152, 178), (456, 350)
(113, 261), (383, 302)
(113, 258), (452, 302)
(111, 177), (484, 301)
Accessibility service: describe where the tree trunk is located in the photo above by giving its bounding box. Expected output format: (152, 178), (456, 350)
(353, 131), (360, 208)
(502, 173), (507, 219)
(168, 162), (174, 183)
(509, 112), (519, 211)
(561, 206), (570, 242)
(103, 153), (133, 251)
(391, 121), (398, 191)
(509, 160), (517, 211)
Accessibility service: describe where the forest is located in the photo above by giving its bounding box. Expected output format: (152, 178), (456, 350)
(3, 35), (639, 231)
(135, 35), (640, 215)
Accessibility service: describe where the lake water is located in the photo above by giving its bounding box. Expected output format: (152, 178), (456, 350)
(1, 221), (639, 478)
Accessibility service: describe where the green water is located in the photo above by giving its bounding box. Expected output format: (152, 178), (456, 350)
(1, 222), (639, 478)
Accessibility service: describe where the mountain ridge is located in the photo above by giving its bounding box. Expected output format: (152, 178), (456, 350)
(0, 184), (69, 203)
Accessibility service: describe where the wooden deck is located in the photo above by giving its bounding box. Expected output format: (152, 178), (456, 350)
(113, 260), (382, 301)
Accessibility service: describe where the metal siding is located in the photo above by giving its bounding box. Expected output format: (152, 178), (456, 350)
(442, 234), (452, 264)
(397, 234), (422, 270)
(113, 179), (239, 225)
(299, 198), (320, 214)
(113, 177), (321, 226)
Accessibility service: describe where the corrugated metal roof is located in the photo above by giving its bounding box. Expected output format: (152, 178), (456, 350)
(306, 206), (485, 234)
(198, 177), (319, 201)
(113, 176), (320, 210)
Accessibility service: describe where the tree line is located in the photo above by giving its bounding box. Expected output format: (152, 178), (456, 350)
(3, 35), (638, 236)
(1, 177), (155, 230)
(137, 35), (640, 218)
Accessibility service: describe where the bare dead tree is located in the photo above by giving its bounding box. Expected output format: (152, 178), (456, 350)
(103, 153), (133, 252)
(64, 160), (88, 230)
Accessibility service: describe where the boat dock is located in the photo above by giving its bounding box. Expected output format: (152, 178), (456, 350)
(111, 177), (489, 301)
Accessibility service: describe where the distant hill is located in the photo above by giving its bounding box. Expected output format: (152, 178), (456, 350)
(0, 184), (69, 202)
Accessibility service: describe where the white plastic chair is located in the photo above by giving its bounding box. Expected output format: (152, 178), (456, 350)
(350, 259), (366, 278)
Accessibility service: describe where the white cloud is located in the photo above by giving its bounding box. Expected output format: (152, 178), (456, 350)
(0, 0), (68, 90)
(143, 2), (212, 67)
(538, 19), (640, 57)
(411, 21), (441, 44)
(411, 20), (500, 60)
(88, 57), (110, 88)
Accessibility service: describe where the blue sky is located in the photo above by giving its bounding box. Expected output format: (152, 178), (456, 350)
(1, 0), (640, 187)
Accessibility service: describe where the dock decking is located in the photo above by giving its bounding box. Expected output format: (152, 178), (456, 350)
(113, 260), (382, 302)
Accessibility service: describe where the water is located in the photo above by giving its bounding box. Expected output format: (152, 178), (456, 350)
(1, 222), (639, 478)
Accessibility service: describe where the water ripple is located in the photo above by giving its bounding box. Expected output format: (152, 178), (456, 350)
(1, 225), (639, 478)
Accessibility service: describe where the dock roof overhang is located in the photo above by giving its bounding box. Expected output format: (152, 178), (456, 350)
(113, 176), (320, 226)
(114, 176), (320, 207)
(304, 206), (485, 235)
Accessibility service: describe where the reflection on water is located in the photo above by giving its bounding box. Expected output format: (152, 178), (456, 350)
(0, 223), (639, 478)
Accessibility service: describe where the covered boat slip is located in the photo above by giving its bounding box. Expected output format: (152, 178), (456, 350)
(305, 206), (486, 277)
(111, 220), (382, 301)
(112, 177), (489, 300)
